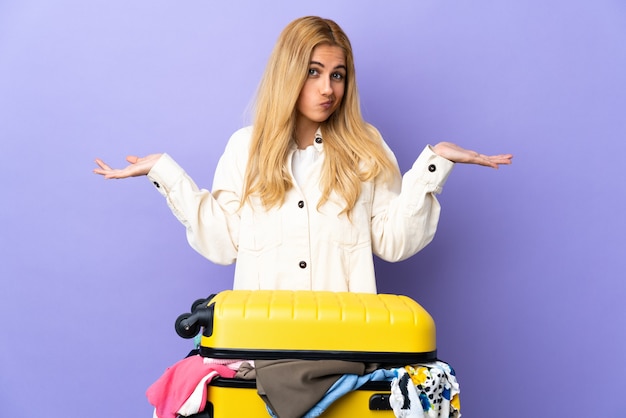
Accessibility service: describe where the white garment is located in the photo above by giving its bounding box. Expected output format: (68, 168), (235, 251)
(390, 369), (425, 418)
(147, 126), (454, 293)
(175, 371), (219, 417)
(291, 145), (319, 187)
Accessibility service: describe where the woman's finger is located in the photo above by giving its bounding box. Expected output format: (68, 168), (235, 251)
(94, 158), (112, 170)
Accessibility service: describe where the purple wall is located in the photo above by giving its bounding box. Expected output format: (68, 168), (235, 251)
(1, 1), (625, 417)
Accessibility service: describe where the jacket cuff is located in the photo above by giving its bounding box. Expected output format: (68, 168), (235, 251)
(408, 145), (455, 193)
(146, 153), (185, 197)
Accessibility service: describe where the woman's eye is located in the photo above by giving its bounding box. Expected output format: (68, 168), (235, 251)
(332, 72), (345, 81)
(308, 68), (319, 76)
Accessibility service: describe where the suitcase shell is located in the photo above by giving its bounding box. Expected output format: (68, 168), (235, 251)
(176, 290), (437, 364)
(202, 378), (395, 418)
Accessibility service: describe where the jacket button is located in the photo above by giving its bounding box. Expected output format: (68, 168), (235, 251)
(153, 181), (161, 188)
(315, 136), (323, 144)
(428, 164), (436, 172)
(298, 200), (304, 208)
(299, 261), (307, 269)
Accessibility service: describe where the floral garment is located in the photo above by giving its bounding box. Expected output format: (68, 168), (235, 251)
(390, 361), (461, 418)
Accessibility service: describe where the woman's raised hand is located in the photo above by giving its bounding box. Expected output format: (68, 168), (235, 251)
(93, 154), (162, 179)
(432, 142), (513, 169)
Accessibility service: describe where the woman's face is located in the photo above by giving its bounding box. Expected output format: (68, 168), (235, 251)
(295, 44), (346, 129)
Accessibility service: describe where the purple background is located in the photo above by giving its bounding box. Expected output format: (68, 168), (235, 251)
(1, 1), (625, 417)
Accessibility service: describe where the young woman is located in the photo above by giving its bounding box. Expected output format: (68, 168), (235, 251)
(94, 16), (512, 293)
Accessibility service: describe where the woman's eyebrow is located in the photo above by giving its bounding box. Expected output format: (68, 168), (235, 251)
(310, 60), (347, 71)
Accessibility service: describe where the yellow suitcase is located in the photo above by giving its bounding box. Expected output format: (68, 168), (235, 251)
(175, 290), (437, 364)
(174, 290), (438, 417)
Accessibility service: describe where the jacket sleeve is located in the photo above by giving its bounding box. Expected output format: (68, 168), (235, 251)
(370, 143), (454, 262)
(146, 128), (251, 265)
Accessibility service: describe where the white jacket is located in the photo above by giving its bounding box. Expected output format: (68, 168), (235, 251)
(147, 126), (454, 293)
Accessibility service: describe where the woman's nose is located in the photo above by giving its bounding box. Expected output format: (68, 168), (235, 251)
(320, 78), (333, 95)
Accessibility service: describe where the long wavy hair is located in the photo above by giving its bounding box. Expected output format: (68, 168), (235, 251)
(242, 16), (397, 216)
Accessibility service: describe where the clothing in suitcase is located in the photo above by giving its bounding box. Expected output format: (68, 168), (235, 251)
(148, 356), (460, 418)
(158, 290), (460, 418)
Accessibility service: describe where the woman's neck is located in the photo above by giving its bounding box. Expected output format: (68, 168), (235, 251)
(295, 119), (320, 149)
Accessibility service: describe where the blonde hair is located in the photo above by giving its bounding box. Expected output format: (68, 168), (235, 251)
(242, 16), (397, 215)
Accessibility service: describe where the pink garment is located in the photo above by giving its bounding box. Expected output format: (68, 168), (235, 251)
(146, 355), (236, 418)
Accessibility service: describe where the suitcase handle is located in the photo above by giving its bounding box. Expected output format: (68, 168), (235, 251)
(369, 393), (393, 410)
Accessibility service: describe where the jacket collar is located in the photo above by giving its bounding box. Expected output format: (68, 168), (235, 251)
(291, 127), (325, 153)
